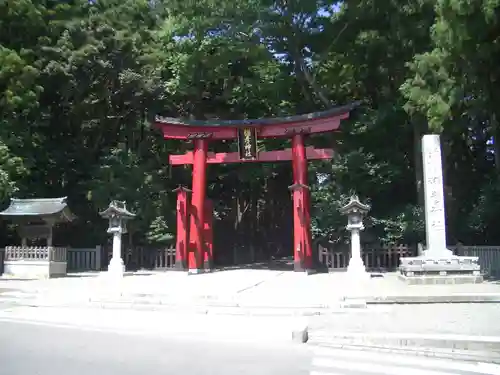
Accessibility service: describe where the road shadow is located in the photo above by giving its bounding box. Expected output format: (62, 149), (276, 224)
(213, 258), (295, 272)
(211, 257), (334, 274)
(64, 273), (100, 278)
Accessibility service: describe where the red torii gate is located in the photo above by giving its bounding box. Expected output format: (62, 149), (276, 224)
(154, 103), (358, 273)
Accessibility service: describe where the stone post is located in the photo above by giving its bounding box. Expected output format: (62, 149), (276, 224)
(99, 201), (135, 278)
(339, 195), (371, 280)
(347, 227), (367, 277)
(421, 134), (452, 257)
(108, 231), (125, 276)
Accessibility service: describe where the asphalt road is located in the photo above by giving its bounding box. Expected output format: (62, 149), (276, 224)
(0, 319), (499, 375)
(0, 320), (311, 375)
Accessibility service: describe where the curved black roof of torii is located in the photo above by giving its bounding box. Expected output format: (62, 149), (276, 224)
(155, 101), (361, 128)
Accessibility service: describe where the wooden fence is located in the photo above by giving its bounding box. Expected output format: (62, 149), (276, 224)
(2, 243), (500, 276)
(0, 245), (174, 274)
(317, 243), (416, 271)
(317, 243), (500, 276)
(5, 246), (67, 261)
(120, 246), (176, 271)
(451, 245), (500, 277)
(67, 246), (102, 272)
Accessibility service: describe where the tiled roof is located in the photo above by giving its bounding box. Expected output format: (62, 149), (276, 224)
(0, 197), (75, 221)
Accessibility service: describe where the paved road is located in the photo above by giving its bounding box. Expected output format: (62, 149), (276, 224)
(0, 320), (499, 375)
(0, 320), (310, 375)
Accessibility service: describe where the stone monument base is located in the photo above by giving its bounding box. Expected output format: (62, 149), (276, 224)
(399, 255), (482, 285)
(399, 273), (483, 285)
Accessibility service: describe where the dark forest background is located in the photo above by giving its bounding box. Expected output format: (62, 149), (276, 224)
(1, 0), (499, 260)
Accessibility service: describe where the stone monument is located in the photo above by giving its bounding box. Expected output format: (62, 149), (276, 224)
(399, 134), (481, 284)
(100, 200), (135, 277)
(339, 195), (371, 280)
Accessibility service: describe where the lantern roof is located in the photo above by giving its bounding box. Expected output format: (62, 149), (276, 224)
(339, 195), (370, 215)
(0, 197), (75, 222)
(99, 200), (135, 219)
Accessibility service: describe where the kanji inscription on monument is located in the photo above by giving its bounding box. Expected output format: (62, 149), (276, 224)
(422, 134), (452, 257)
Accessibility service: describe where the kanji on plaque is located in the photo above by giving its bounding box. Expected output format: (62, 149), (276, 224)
(238, 128), (258, 160)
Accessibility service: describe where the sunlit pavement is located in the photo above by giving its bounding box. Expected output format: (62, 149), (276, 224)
(2, 271), (500, 310)
(1, 317), (499, 375)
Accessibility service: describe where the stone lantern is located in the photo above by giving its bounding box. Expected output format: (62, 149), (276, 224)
(100, 200), (135, 277)
(339, 195), (371, 279)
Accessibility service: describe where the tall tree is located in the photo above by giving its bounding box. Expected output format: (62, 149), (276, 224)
(402, 0), (500, 243)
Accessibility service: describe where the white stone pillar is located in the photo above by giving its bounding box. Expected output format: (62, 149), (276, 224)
(422, 134), (452, 258)
(347, 228), (369, 279)
(108, 231), (125, 276)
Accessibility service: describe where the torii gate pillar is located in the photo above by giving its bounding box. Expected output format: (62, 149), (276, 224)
(173, 186), (191, 271)
(203, 199), (214, 271)
(290, 133), (313, 271)
(188, 139), (208, 274)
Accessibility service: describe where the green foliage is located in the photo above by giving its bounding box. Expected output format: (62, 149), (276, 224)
(466, 180), (500, 244)
(146, 216), (174, 245)
(0, 141), (26, 202)
(401, 0), (500, 243)
(0, 0), (498, 249)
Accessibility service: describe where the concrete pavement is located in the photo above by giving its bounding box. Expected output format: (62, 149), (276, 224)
(307, 303), (500, 361)
(309, 346), (500, 375)
(309, 304), (500, 336)
(2, 270), (500, 313)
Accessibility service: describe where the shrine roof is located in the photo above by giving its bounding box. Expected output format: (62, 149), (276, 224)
(154, 101), (361, 128)
(0, 197), (75, 221)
